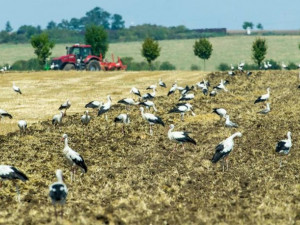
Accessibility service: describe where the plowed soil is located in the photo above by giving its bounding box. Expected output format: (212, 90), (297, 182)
(1, 71), (300, 224)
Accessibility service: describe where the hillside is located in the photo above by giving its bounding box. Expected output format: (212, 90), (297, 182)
(1, 70), (300, 224)
(1, 35), (300, 70)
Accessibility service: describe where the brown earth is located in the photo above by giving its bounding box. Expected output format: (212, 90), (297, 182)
(1, 70), (300, 224)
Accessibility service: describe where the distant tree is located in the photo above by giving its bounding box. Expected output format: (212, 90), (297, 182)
(242, 21), (254, 30)
(193, 38), (213, 70)
(47, 21), (57, 30)
(252, 38), (267, 67)
(31, 32), (55, 67)
(5, 21), (12, 32)
(85, 25), (108, 57)
(83, 7), (111, 29)
(57, 19), (69, 29)
(256, 23), (263, 30)
(17, 25), (39, 39)
(69, 18), (82, 30)
(141, 37), (161, 69)
(111, 14), (125, 30)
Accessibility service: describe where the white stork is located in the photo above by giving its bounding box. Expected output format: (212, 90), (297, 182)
(210, 88), (217, 97)
(0, 109), (12, 120)
(275, 131), (292, 168)
(168, 103), (195, 121)
(0, 165), (28, 202)
(85, 100), (103, 110)
(167, 82), (178, 96)
(254, 88), (270, 104)
(225, 115), (238, 128)
(159, 78), (166, 88)
(212, 108), (227, 120)
(130, 87), (141, 97)
(81, 110), (91, 126)
(214, 79), (228, 92)
(139, 100), (157, 112)
(98, 95), (112, 121)
(118, 98), (138, 110)
(168, 124), (196, 153)
(114, 113), (130, 135)
(62, 134), (87, 182)
(146, 84), (157, 90)
(12, 82), (22, 94)
(257, 103), (270, 114)
(211, 132), (242, 171)
(49, 169), (68, 220)
(179, 93), (195, 101)
(140, 107), (164, 135)
(59, 100), (71, 116)
(142, 89), (156, 100)
(52, 111), (64, 127)
(18, 120), (27, 135)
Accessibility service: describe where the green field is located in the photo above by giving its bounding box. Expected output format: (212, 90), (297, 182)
(1, 35), (300, 70)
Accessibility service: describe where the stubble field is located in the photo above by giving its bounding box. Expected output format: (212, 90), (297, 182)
(1, 70), (300, 224)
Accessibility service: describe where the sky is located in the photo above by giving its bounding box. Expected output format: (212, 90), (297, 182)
(1, 0), (300, 31)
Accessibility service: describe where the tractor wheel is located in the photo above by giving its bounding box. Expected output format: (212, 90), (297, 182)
(63, 64), (75, 71)
(86, 60), (100, 71)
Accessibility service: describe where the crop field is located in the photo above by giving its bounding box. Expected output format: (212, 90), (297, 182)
(1, 70), (300, 224)
(1, 35), (300, 70)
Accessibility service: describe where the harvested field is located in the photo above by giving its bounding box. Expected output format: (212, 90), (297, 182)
(1, 70), (300, 224)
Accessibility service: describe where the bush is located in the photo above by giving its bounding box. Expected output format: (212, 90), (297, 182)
(266, 59), (281, 70)
(287, 62), (298, 70)
(243, 63), (259, 70)
(12, 58), (43, 71)
(217, 63), (230, 71)
(159, 61), (176, 70)
(190, 64), (200, 71)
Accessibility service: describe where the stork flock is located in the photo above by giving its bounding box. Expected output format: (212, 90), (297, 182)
(0, 73), (292, 220)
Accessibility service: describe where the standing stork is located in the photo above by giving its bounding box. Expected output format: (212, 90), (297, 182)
(62, 134), (87, 182)
(118, 98), (138, 110)
(179, 93), (195, 101)
(59, 100), (71, 116)
(211, 132), (242, 172)
(85, 100), (103, 110)
(98, 95), (112, 121)
(275, 131), (292, 168)
(212, 108), (227, 121)
(146, 84), (157, 90)
(0, 165), (28, 202)
(225, 115), (238, 128)
(139, 100), (158, 112)
(168, 124), (196, 153)
(142, 88), (156, 100)
(52, 111), (64, 127)
(49, 169), (68, 220)
(257, 103), (270, 114)
(81, 110), (91, 126)
(0, 109), (13, 120)
(167, 82), (178, 96)
(254, 88), (270, 104)
(12, 82), (22, 94)
(213, 79), (228, 92)
(168, 103), (195, 121)
(114, 113), (130, 135)
(18, 120), (27, 135)
(140, 107), (164, 135)
(159, 78), (166, 88)
(130, 87), (141, 97)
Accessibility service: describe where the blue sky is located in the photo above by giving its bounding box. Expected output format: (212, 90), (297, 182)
(2, 0), (300, 30)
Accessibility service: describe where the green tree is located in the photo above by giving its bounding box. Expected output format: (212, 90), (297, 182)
(193, 38), (213, 70)
(141, 37), (161, 69)
(252, 38), (267, 67)
(242, 21), (254, 30)
(47, 21), (57, 30)
(85, 25), (108, 57)
(31, 32), (55, 67)
(111, 14), (125, 30)
(256, 23), (263, 30)
(83, 7), (111, 29)
(5, 21), (12, 32)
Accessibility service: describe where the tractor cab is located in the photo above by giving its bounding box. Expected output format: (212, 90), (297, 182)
(67, 45), (92, 61)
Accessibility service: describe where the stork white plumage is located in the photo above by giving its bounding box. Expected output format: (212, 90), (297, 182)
(85, 100), (103, 110)
(18, 120), (27, 135)
(168, 124), (196, 153)
(159, 78), (166, 88)
(130, 87), (141, 97)
(0, 109), (13, 120)
(59, 100), (71, 116)
(146, 84), (157, 90)
(168, 103), (195, 121)
(62, 134), (87, 182)
(211, 132), (242, 171)
(12, 82), (22, 94)
(49, 169), (68, 220)
(225, 115), (238, 128)
(179, 93), (195, 101)
(212, 108), (227, 120)
(275, 131), (292, 168)
(257, 103), (270, 114)
(139, 100), (157, 112)
(230, 64), (234, 70)
(98, 95), (112, 121)
(0, 165), (28, 202)
(118, 98), (138, 110)
(142, 88), (156, 100)
(196, 79), (210, 90)
(167, 82), (177, 96)
(282, 62), (288, 70)
(210, 88), (217, 97)
(140, 107), (164, 135)
(180, 85), (194, 95)
(52, 111), (64, 127)
(254, 88), (270, 104)
(214, 79), (228, 92)
(81, 110), (91, 126)
(114, 113), (130, 135)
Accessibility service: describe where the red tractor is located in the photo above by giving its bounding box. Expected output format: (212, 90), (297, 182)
(50, 44), (126, 71)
